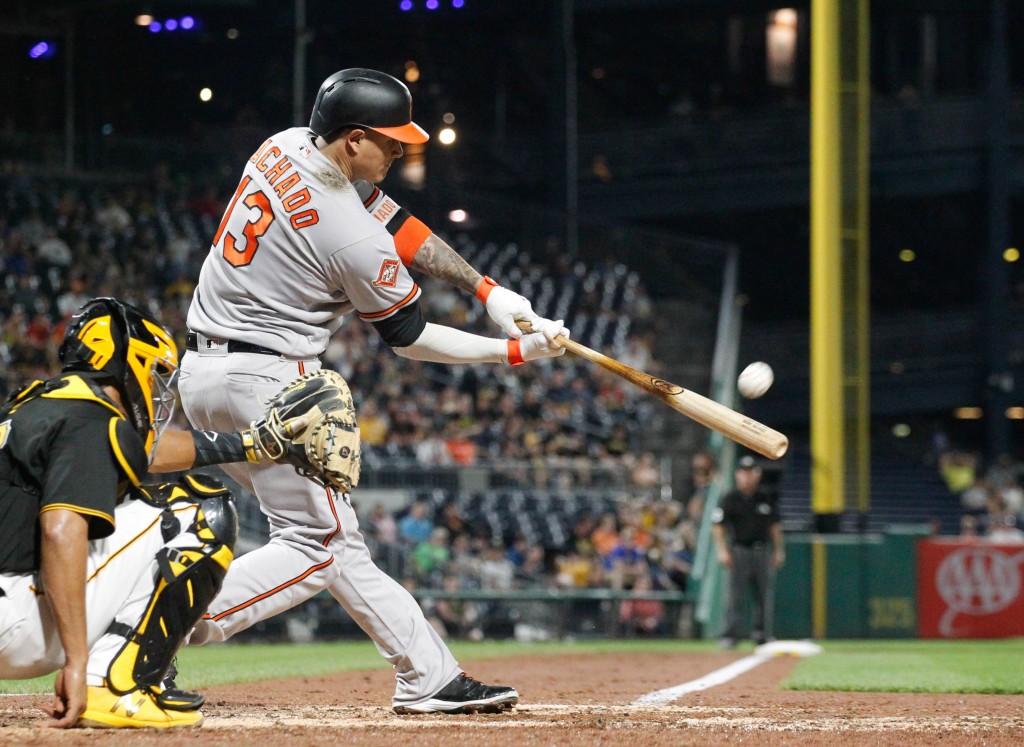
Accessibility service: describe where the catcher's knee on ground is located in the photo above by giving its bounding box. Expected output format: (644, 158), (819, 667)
(104, 475), (238, 703)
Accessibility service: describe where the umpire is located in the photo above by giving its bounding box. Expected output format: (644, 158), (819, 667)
(711, 455), (785, 648)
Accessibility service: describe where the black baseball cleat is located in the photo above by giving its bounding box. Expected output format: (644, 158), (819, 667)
(393, 673), (519, 715)
(153, 658), (206, 711)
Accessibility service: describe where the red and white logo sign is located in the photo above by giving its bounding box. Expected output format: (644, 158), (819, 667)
(918, 540), (1024, 638)
(373, 259), (400, 287)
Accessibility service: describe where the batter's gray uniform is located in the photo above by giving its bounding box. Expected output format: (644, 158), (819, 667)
(180, 127), (463, 708)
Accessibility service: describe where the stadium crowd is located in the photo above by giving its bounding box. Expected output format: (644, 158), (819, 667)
(1, 162), (699, 638)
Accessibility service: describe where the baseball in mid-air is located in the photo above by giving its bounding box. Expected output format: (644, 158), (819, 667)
(738, 362), (774, 399)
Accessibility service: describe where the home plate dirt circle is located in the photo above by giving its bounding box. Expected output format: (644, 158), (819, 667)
(2, 651), (1022, 746)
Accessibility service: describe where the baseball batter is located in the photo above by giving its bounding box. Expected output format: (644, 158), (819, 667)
(179, 68), (569, 713)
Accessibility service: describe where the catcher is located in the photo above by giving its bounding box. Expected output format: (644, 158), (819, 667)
(0, 297), (349, 729)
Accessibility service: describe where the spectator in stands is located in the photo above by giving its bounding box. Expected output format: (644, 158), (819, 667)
(568, 511), (597, 555)
(939, 450), (978, 494)
(478, 540), (516, 637)
(997, 478), (1023, 518)
(590, 511), (620, 557)
(479, 540), (515, 591)
(357, 397), (390, 451)
(629, 451), (661, 491)
(444, 419), (478, 465)
(555, 548), (597, 589)
(959, 476), (992, 515)
(398, 500), (434, 547)
(36, 226), (72, 268)
(618, 573), (666, 636)
(366, 503), (399, 546)
(603, 423), (632, 457)
(422, 575), (483, 641)
(959, 514), (981, 541)
(447, 533), (482, 586)
(363, 505), (403, 581)
(687, 449), (719, 522)
(605, 526), (649, 590)
(415, 421), (454, 466)
(986, 514), (1024, 544)
(413, 527), (452, 585)
(514, 544), (548, 588)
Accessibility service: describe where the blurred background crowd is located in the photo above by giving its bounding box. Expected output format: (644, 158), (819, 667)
(3, 161), (1022, 642)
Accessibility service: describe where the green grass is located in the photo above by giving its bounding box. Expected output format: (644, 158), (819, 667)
(780, 638), (1024, 695)
(6, 638), (1022, 696)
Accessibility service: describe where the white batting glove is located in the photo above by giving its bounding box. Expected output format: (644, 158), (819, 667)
(513, 330), (568, 364)
(477, 277), (540, 339)
(531, 317), (570, 347)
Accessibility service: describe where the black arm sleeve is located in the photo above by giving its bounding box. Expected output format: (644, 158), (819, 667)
(191, 430), (247, 468)
(370, 299), (427, 348)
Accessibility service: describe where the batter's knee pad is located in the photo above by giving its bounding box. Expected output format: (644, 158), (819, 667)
(106, 474), (238, 696)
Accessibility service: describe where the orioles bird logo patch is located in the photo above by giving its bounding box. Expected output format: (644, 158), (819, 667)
(373, 259), (400, 287)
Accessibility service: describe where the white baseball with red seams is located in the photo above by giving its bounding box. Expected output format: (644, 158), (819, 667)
(738, 362), (774, 399)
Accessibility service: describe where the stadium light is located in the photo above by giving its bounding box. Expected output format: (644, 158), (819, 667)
(953, 407), (983, 420)
(400, 0), (413, 10)
(426, 0), (439, 9)
(28, 41), (57, 59)
(181, 16), (195, 30)
(165, 19), (179, 31)
(148, 20), (162, 32)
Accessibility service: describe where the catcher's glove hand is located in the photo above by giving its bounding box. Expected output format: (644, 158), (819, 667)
(245, 369), (361, 491)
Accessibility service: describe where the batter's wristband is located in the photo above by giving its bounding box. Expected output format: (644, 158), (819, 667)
(476, 276), (499, 304)
(507, 339), (525, 366)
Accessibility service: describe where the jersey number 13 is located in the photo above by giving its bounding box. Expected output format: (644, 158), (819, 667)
(213, 176), (275, 268)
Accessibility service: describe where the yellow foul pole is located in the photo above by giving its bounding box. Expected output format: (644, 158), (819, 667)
(811, 0), (870, 533)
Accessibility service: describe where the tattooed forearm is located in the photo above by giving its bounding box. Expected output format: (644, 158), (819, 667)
(408, 234), (482, 295)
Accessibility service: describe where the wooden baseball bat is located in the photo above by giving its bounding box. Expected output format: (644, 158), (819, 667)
(517, 321), (788, 460)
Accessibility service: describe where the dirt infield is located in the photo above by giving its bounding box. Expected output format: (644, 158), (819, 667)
(2, 652), (1022, 745)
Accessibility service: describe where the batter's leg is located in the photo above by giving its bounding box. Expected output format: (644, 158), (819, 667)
(194, 526), (341, 643)
(324, 495), (460, 708)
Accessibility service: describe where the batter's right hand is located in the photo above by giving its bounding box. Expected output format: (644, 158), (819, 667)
(518, 329), (568, 361)
(531, 317), (570, 347)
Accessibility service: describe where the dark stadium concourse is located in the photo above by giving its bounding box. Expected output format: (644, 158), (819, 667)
(2, 2), (1023, 481)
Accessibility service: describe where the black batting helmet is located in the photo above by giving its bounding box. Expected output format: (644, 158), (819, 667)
(309, 68), (429, 144)
(59, 297), (178, 456)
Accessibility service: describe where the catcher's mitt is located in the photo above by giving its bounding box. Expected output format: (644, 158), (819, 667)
(249, 369), (361, 491)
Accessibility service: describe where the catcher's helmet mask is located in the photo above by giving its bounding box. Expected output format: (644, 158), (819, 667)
(59, 297), (179, 458)
(309, 68), (429, 145)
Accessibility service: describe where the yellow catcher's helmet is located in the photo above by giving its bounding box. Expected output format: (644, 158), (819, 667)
(59, 297), (178, 456)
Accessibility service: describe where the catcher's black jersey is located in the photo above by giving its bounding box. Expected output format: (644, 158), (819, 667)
(0, 376), (145, 574)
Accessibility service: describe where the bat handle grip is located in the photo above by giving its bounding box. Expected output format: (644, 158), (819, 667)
(514, 318), (571, 349)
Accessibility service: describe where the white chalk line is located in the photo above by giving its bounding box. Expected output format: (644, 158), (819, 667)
(632, 653), (772, 705)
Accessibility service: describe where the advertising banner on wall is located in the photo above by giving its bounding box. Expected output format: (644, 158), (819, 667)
(918, 539), (1024, 638)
